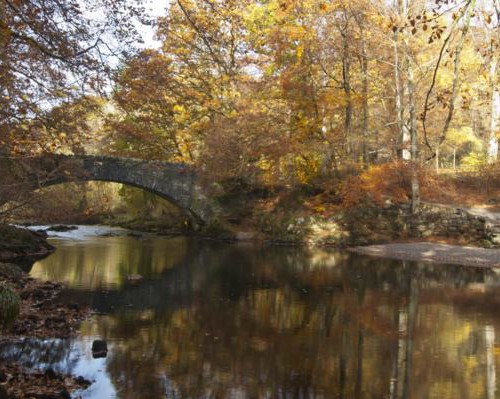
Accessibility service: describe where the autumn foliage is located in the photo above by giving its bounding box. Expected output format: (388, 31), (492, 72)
(1, 0), (499, 215)
(340, 162), (412, 208)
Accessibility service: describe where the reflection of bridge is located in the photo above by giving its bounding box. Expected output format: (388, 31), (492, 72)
(3, 155), (215, 225)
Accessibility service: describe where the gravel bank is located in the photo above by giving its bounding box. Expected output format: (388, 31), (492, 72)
(350, 242), (500, 268)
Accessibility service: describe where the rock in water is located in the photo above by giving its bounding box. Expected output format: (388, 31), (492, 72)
(0, 282), (20, 330)
(46, 225), (78, 232)
(127, 274), (143, 281)
(91, 339), (108, 358)
(235, 232), (257, 241)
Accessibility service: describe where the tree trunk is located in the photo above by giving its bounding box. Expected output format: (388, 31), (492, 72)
(361, 36), (370, 167)
(402, 271), (418, 399)
(395, 0), (410, 161)
(395, 53), (410, 160)
(407, 53), (419, 213)
(395, 306), (408, 398)
(488, 1), (500, 162)
(400, 0), (420, 214)
(435, 0), (476, 149)
(341, 19), (353, 159)
(488, 75), (499, 162)
(435, 146), (439, 173)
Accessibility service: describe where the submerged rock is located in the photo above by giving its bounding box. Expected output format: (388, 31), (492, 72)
(44, 368), (59, 380)
(127, 274), (143, 281)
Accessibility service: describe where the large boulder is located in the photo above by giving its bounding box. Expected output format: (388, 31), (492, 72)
(0, 225), (54, 261)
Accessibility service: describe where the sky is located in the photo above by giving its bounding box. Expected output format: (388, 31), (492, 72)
(139, 0), (170, 48)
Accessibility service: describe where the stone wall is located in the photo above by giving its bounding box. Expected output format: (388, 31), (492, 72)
(413, 203), (499, 247)
(253, 201), (500, 248)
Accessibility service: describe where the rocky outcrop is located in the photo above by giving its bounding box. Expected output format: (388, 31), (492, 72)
(0, 225), (55, 261)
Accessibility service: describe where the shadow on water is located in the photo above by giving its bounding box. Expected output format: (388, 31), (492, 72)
(3, 233), (500, 398)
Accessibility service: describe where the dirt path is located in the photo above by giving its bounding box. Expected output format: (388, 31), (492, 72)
(464, 206), (500, 223)
(350, 242), (500, 268)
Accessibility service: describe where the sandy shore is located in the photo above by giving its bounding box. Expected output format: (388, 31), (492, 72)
(349, 242), (500, 268)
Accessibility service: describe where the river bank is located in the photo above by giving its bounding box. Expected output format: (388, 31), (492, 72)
(0, 225), (55, 263)
(350, 242), (500, 268)
(201, 200), (500, 251)
(7, 178), (499, 249)
(0, 263), (90, 339)
(0, 257), (92, 397)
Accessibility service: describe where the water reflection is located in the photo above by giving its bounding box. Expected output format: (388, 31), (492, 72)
(30, 235), (188, 290)
(3, 235), (500, 398)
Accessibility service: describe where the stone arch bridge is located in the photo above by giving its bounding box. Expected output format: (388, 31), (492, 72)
(1, 155), (215, 226)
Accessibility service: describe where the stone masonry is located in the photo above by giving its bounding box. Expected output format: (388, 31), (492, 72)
(2, 155), (216, 226)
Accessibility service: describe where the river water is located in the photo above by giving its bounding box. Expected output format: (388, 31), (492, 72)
(2, 226), (500, 398)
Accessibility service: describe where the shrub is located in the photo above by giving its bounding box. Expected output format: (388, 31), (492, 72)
(339, 161), (411, 208)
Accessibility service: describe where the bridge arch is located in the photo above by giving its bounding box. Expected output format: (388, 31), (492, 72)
(4, 155), (215, 226)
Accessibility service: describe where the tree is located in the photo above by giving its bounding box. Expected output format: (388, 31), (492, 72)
(487, 0), (500, 162)
(0, 0), (149, 219)
(0, 0), (148, 154)
(102, 0), (494, 199)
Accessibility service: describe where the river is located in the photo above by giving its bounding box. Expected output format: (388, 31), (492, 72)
(2, 225), (500, 398)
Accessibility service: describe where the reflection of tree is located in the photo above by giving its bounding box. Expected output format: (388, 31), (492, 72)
(29, 236), (189, 289)
(0, 338), (79, 373)
(485, 325), (496, 399)
(76, 244), (500, 398)
(389, 262), (418, 399)
(10, 241), (500, 398)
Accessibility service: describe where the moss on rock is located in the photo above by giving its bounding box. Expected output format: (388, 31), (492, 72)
(0, 282), (20, 330)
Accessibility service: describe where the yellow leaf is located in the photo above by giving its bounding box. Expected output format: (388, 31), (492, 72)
(296, 44), (304, 60)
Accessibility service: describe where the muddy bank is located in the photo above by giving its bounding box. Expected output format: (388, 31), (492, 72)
(0, 262), (91, 397)
(349, 243), (500, 268)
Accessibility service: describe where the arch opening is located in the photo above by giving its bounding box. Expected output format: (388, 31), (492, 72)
(2, 181), (197, 233)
